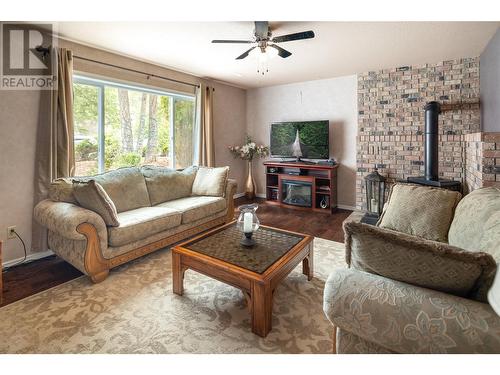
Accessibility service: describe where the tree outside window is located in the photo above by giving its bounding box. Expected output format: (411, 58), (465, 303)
(73, 76), (196, 176)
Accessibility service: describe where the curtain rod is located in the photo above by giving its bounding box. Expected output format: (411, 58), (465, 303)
(73, 55), (200, 89)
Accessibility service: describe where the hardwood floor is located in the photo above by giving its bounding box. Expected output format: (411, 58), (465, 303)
(234, 197), (352, 243)
(0, 198), (351, 307)
(1, 255), (82, 307)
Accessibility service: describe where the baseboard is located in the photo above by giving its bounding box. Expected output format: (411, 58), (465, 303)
(2, 249), (54, 268)
(256, 193), (266, 199)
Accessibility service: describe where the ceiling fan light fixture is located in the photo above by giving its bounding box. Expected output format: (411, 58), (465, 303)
(253, 47), (278, 76)
(250, 46), (277, 61)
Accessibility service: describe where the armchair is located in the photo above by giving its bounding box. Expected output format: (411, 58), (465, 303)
(323, 186), (500, 354)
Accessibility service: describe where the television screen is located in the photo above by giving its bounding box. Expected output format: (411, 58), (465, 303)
(270, 121), (329, 159)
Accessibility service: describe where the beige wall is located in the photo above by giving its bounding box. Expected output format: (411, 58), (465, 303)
(0, 39), (246, 264)
(0, 90), (42, 263)
(212, 81), (246, 194)
(246, 75), (358, 209)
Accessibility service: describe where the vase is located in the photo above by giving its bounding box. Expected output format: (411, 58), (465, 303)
(245, 160), (256, 199)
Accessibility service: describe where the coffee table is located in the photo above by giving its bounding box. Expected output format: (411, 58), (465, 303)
(172, 221), (314, 337)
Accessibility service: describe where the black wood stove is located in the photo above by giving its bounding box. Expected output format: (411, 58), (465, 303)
(407, 101), (461, 191)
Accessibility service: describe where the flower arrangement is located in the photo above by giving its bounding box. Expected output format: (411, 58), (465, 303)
(228, 135), (269, 161)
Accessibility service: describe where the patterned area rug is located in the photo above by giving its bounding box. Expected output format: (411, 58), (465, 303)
(0, 238), (346, 353)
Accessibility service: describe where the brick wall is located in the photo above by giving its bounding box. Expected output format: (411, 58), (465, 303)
(356, 57), (481, 209)
(464, 132), (500, 192)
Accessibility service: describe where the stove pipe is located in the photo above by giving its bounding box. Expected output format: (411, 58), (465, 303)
(423, 101), (441, 181)
(407, 101), (460, 191)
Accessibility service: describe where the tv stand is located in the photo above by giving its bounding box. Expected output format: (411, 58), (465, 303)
(264, 161), (338, 214)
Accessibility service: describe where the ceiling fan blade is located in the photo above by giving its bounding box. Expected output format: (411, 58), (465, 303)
(270, 44), (292, 58)
(254, 21), (269, 39)
(212, 39), (254, 44)
(271, 30), (315, 43)
(236, 46), (256, 60)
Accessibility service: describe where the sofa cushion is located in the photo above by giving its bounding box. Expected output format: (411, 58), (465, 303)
(378, 183), (462, 242)
(156, 196), (227, 224)
(73, 180), (120, 227)
(449, 187), (500, 261)
(192, 166), (229, 197)
(141, 165), (198, 205)
(93, 167), (151, 213)
(107, 207), (182, 247)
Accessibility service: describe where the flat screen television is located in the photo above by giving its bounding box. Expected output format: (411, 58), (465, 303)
(270, 120), (329, 160)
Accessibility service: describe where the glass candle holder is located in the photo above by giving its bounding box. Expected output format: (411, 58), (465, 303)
(237, 203), (260, 247)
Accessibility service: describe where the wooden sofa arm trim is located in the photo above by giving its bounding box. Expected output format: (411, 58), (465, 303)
(225, 180), (237, 223)
(226, 193), (235, 223)
(77, 223), (110, 283)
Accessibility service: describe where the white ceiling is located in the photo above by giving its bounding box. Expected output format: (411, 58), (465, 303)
(56, 22), (499, 89)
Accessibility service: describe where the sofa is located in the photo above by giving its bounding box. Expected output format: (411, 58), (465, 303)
(34, 166), (237, 283)
(323, 184), (500, 353)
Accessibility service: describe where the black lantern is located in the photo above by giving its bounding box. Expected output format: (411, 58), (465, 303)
(361, 167), (386, 225)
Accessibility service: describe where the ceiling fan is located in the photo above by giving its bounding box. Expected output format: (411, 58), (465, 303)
(212, 21), (315, 60)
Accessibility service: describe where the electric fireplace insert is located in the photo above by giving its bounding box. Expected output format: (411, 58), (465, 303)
(281, 180), (312, 207)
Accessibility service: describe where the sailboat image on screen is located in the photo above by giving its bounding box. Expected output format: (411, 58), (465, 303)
(290, 129), (309, 162)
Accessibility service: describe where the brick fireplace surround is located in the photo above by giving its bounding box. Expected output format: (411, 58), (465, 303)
(356, 57), (500, 210)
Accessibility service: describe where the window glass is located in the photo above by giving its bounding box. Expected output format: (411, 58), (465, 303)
(173, 97), (196, 169)
(103, 87), (173, 170)
(72, 76), (196, 175)
(73, 82), (99, 176)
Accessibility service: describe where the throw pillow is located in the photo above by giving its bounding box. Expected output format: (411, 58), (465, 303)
(73, 180), (120, 227)
(92, 167), (151, 213)
(192, 166), (229, 197)
(141, 165), (198, 205)
(378, 183), (462, 243)
(448, 187), (500, 258)
(49, 178), (78, 204)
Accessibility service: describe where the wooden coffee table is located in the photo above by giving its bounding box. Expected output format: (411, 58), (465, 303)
(172, 221), (314, 337)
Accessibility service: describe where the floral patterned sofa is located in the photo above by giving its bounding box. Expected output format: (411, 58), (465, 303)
(34, 166), (236, 283)
(323, 186), (500, 353)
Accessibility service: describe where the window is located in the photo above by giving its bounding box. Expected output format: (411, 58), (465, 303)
(73, 75), (196, 176)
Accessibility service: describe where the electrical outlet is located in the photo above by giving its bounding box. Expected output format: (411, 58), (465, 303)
(7, 226), (16, 239)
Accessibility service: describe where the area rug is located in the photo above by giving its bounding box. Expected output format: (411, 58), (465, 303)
(0, 238), (346, 353)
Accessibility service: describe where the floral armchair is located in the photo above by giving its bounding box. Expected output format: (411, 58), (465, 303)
(323, 186), (500, 353)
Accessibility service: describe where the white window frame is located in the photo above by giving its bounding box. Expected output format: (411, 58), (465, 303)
(73, 74), (196, 173)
